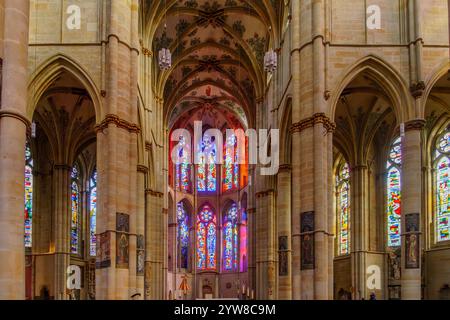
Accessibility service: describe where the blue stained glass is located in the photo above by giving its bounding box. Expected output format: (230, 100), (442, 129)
(197, 205), (216, 270)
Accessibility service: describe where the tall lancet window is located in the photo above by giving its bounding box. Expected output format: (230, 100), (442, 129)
(240, 208), (248, 272)
(336, 161), (350, 255)
(223, 134), (239, 192)
(177, 202), (189, 269)
(24, 143), (33, 248)
(435, 130), (450, 242)
(71, 164), (81, 254)
(197, 204), (216, 270)
(387, 137), (402, 247)
(197, 135), (217, 192)
(175, 135), (191, 193)
(89, 169), (97, 256)
(223, 203), (239, 271)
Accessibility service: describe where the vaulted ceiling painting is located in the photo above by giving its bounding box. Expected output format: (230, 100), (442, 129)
(144, 0), (278, 130)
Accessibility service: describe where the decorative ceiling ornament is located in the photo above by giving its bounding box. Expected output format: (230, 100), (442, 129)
(264, 49), (277, 73)
(159, 47), (172, 70)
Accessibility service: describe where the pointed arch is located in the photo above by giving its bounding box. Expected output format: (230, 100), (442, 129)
(27, 54), (102, 121)
(329, 55), (413, 124)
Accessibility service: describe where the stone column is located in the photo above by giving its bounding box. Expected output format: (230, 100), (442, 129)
(401, 120), (425, 300)
(255, 190), (276, 300)
(290, 0), (302, 300)
(350, 165), (370, 300)
(277, 165), (292, 299)
(145, 189), (164, 300)
(0, 0), (30, 300)
(135, 165), (147, 298)
(95, 0), (140, 300)
(52, 164), (71, 300)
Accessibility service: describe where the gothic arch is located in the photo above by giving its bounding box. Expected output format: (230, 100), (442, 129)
(27, 54), (102, 121)
(329, 55), (413, 123)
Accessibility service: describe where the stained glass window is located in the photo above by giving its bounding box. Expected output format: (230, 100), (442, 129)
(223, 203), (239, 271)
(175, 135), (191, 193)
(387, 137), (402, 247)
(197, 204), (216, 270)
(197, 135), (217, 192)
(24, 143), (33, 248)
(336, 162), (350, 255)
(240, 209), (248, 272)
(177, 202), (189, 268)
(89, 169), (97, 256)
(435, 131), (450, 242)
(71, 164), (81, 254)
(223, 134), (239, 192)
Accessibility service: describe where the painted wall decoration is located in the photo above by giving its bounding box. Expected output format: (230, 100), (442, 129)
(87, 259), (96, 300)
(116, 213), (130, 233)
(279, 236), (288, 276)
(301, 211), (315, 270)
(116, 232), (129, 269)
(96, 232), (111, 269)
(137, 234), (145, 276)
(405, 234), (419, 269)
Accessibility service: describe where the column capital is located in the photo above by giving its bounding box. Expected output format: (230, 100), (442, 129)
(137, 164), (149, 174)
(145, 189), (164, 198)
(290, 113), (336, 135)
(404, 119), (426, 132)
(95, 114), (141, 134)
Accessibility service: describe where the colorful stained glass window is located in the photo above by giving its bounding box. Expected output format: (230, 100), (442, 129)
(71, 164), (81, 254)
(223, 203), (239, 271)
(197, 204), (216, 270)
(175, 135), (191, 193)
(387, 137), (402, 247)
(89, 169), (97, 256)
(223, 134), (239, 192)
(336, 162), (350, 255)
(435, 131), (450, 242)
(177, 202), (189, 269)
(197, 135), (217, 192)
(24, 143), (33, 248)
(240, 209), (248, 272)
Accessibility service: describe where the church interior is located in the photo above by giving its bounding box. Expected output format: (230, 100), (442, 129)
(0, 0), (450, 300)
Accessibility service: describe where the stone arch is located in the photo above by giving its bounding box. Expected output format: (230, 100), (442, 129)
(329, 55), (413, 123)
(27, 54), (102, 122)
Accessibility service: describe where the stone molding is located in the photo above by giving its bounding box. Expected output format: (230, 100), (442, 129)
(410, 81), (426, 99)
(256, 189), (275, 198)
(0, 110), (31, 128)
(95, 114), (141, 134)
(290, 113), (336, 135)
(137, 165), (149, 173)
(278, 164), (292, 173)
(405, 119), (426, 132)
(146, 189), (164, 198)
